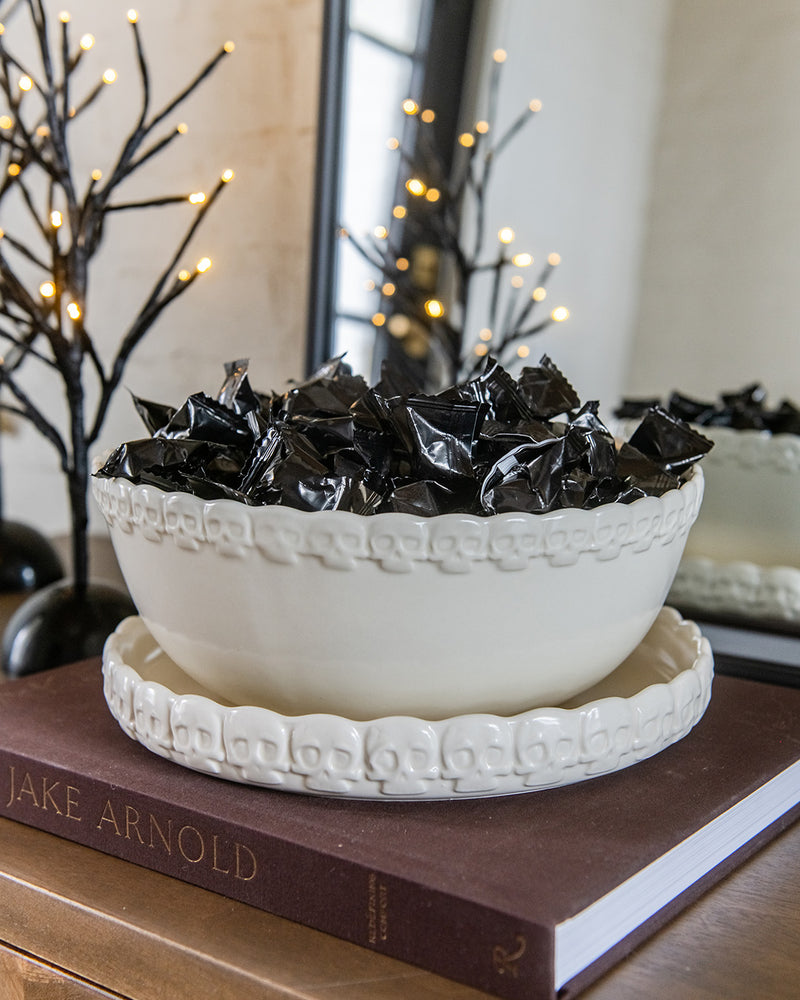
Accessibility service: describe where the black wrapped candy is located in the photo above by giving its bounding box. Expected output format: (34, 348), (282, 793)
(96, 355), (713, 517)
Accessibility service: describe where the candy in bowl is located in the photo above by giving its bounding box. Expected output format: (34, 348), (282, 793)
(93, 357), (709, 721)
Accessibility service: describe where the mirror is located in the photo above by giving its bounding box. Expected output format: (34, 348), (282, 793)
(306, 0), (800, 657)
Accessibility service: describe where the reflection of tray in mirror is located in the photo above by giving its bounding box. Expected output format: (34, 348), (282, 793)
(670, 557), (800, 624)
(102, 608), (713, 801)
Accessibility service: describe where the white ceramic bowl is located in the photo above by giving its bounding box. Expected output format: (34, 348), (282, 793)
(92, 465), (704, 720)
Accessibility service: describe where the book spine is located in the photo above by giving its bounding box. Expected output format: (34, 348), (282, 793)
(0, 748), (553, 1000)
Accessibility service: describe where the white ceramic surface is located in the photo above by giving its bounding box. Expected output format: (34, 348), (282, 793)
(92, 465), (703, 719)
(102, 608), (714, 800)
(670, 557), (800, 622)
(678, 426), (800, 569)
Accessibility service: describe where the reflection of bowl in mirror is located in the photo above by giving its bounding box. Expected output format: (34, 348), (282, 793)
(660, 426), (800, 620)
(92, 465), (703, 721)
(677, 427), (800, 568)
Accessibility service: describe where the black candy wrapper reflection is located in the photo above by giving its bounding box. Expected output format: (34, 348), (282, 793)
(616, 383), (800, 435)
(96, 356), (713, 517)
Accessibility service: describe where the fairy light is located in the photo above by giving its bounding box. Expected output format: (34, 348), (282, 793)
(396, 257), (409, 272)
(223, 41), (235, 53)
(0, 115), (13, 130)
(7, 163), (20, 177)
(382, 282), (396, 296)
(103, 68), (118, 84)
(196, 257), (212, 273)
(551, 306), (570, 322)
(498, 227), (515, 244)
(66, 301), (81, 320)
(420, 109), (435, 123)
(458, 132), (475, 148)
(59, 11), (70, 23)
(127, 9), (138, 23)
(188, 192), (206, 204)
(475, 120), (489, 134)
(37, 125), (49, 137)
(386, 137), (399, 150)
(19, 76), (32, 92)
(178, 269), (191, 282)
(512, 252), (533, 267)
(424, 298), (445, 319)
(517, 345), (531, 359)
(479, 328), (492, 342)
(177, 122), (188, 134)
(372, 312), (386, 327)
(475, 343), (489, 357)
(402, 98), (419, 116)
(50, 210), (63, 228)
(91, 168), (102, 181)
(406, 178), (427, 197)
(493, 48), (507, 63)
(392, 205), (406, 219)
(532, 287), (547, 302)
(221, 168), (234, 182)
(548, 252), (561, 266)
(373, 225), (388, 240)
(511, 275), (524, 288)
(39, 281), (56, 298)
(364, 279), (376, 291)
(529, 99), (542, 113)
(80, 33), (94, 50)
(425, 188), (440, 203)
(0, 24), (4, 35)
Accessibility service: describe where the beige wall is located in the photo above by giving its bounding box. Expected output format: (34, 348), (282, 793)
(463, 0), (672, 411)
(628, 0), (800, 403)
(2, 0), (321, 536)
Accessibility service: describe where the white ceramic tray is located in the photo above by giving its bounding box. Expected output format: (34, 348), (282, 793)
(102, 607), (714, 800)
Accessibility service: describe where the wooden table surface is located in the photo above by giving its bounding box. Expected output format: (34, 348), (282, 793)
(0, 536), (798, 999)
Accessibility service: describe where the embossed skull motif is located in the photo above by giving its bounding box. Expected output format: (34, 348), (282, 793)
(131, 485), (166, 543)
(365, 721), (439, 795)
(307, 523), (367, 570)
(223, 707), (290, 785)
(579, 702), (634, 775)
(133, 681), (174, 753)
(204, 505), (253, 558)
(290, 717), (363, 793)
(253, 508), (304, 564)
(164, 495), (205, 551)
(369, 521), (426, 573)
(441, 718), (513, 793)
(170, 696), (226, 773)
(104, 663), (138, 737)
(488, 518), (542, 571)
(429, 517), (487, 574)
(514, 711), (580, 786)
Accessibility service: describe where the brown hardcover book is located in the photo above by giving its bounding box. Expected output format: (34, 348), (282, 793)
(0, 660), (798, 1000)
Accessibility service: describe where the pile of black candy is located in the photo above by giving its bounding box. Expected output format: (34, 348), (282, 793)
(96, 355), (712, 516)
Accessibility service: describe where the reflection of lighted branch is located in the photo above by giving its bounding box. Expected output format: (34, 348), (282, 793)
(0, 4), (233, 590)
(342, 47), (568, 382)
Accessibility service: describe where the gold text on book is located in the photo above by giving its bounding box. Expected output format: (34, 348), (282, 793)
(5, 766), (81, 820)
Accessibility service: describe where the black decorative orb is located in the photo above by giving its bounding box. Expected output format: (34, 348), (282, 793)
(1, 580), (136, 678)
(0, 520), (64, 592)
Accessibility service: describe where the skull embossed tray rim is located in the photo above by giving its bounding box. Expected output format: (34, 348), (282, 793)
(101, 608), (714, 801)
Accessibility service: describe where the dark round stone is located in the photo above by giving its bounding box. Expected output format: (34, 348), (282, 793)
(0, 520), (64, 592)
(1, 579), (137, 678)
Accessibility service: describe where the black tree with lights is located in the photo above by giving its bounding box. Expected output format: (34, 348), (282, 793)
(343, 50), (570, 388)
(0, 2), (234, 674)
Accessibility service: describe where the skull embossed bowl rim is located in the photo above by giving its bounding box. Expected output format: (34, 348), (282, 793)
(92, 462), (704, 721)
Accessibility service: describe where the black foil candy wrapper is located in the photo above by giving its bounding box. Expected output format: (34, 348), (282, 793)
(616, 383), (800, 436)
(96, 355), (713, 516)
